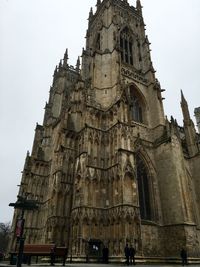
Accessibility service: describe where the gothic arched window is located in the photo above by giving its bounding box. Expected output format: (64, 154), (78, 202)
(136, 155), (152, 221)
(132, 95), (143, 123)
(130, 86), (144, 123)
(120, 27), (133, 65)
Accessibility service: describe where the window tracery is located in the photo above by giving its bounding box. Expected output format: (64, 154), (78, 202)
(120, 27), (133, 65)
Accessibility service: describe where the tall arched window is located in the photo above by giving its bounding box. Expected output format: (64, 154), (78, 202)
(136, 155), (152, 220)
(132, 95), (143, 123)
(130, 86), (144, 123)
(120, 27), (133, 65)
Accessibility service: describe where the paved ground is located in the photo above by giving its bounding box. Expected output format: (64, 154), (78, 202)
(63, 263), (200, 267)
(1, 263), (200, 267)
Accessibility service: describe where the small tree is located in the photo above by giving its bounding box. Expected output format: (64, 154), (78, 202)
(0, 222), (11, 253)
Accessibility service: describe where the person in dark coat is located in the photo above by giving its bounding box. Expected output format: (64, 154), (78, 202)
(180, 248), (188, 266)
(129, 245), (136, 265)
(62, 247), (68, 266)
(102, 246), (109, 263)
(50, 245), (56, 266)
(124, 244), (130, 265)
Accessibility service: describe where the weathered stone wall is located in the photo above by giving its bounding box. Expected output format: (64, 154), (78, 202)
(161, 225), (185, 257)
(155, 134), (195, 225)
(141, 224), (163, 257)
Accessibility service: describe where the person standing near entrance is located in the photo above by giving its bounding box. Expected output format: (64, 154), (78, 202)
(124, 244), (130, 265)
(102, 246), (109, 263)
(129, 245), (136, 265)
(180, 248), (188, 266)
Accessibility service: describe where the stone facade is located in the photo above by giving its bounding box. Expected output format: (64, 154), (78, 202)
(9, 0), (200, 263)
(194, 107), (200, 133)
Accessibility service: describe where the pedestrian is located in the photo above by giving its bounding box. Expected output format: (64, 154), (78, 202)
(129, 245), (136, 265)
(180, 248), (188, 266)
(50, 245), (56, 266)
(62, 247), (68, 266)
(124, 244), (130, 265)
(102, 246), (109, 263)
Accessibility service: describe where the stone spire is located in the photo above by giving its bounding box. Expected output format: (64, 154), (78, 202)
(63, 48), (68, 68)
(181, 90), (191, 124)
(181, 90), (198, 156)
(58, 59), (63, 70)
(88, 7), (93, 21)
(76, 56), (80, 71)
(96, 0), (101, 8)
(136, 0), (143, 14)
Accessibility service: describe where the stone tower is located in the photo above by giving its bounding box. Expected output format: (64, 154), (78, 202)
(10, 0), (200, 263)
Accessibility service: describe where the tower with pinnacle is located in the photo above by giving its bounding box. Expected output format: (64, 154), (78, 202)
(9, 0), (200, 263)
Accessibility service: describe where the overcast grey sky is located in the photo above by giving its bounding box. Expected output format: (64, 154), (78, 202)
(0, 0), (199, 223)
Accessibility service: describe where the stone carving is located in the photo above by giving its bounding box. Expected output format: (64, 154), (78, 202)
(121, 67), (148, 84)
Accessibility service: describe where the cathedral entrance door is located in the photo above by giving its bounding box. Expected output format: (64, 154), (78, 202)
(88, 239), (103, 262)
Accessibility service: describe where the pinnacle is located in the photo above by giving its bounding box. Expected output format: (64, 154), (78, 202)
(63, 48), (69, 67)
(89, 7), (93, 15)
(76, 56), (80, 71)
(180, 89), (187, 104)
(96, 0), (101, 7)
(64, 48), (68, 60)
(88, 7), (93, 21)
(136, 0), (143, 13)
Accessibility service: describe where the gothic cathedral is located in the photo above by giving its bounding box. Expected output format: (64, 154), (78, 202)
(10, 0), (200, 263)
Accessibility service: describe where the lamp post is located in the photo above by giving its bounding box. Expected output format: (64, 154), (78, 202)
(9, 195), (39, 267)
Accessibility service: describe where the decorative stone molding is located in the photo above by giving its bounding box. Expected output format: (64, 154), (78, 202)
(121, 66), (148, 84)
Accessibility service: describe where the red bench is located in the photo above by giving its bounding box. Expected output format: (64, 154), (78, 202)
(10, 244), (68, 266)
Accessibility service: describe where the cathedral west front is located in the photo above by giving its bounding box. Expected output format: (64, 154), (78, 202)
(10, 0), (200, 263)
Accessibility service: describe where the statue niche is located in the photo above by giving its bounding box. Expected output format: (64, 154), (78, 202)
(123, 173), (134, 204)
